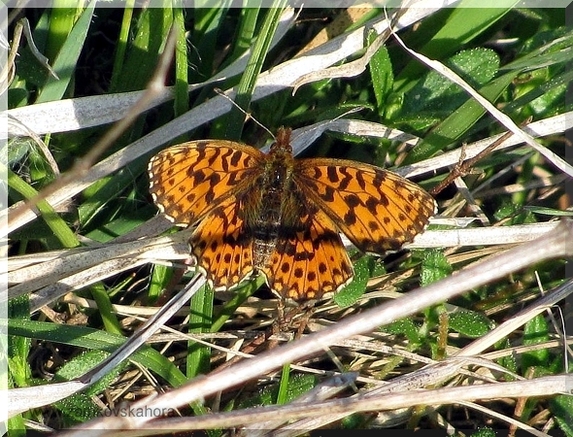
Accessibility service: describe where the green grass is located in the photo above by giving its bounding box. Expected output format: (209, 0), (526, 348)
(6, 4), (572, 435)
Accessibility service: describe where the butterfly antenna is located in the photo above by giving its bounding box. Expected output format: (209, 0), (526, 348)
(214, 88), (276, 141)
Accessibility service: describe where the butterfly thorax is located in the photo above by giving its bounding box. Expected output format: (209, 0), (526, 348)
(246, 129), (305, 271)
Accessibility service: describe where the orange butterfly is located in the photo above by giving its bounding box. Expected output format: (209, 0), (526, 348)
(148, 127), (436, 300)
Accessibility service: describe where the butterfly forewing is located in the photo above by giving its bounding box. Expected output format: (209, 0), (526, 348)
(294, 158), (436, 253)
(148, 141), (265, 226)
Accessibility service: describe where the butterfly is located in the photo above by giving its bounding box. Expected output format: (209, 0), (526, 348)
(148, 127), (436, 301)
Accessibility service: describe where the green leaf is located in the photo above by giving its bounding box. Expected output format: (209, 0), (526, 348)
(420, 249), (452, 287)
(550, 395), (573, 437)
(282, 373), (317, 403)
(224, 3), (286, 139)
(90, 282), (123, 335)
(239, 373), (316, 408)
(8, 295), (32, 389)
(400, 48), (500, 130)
(36, 4), (96, 103)
(403, 70), (516, 164)
(84, 212), (150, 243)
(522, 314), (550, 369)
(109, 2), (135, 91)
(8, 319), (188, 388)
(56, 350), (120, 393)
(368, 31), (393, 118)
(276, 363), (291, 405)
(523, 206), (573, 217)
(394, 3), (516, 92)
(173, 4), (190, 119)
(334, 256), (375, 308)
(111, 8), (174, 92)
(187, 285), (214, 377)
(470, 427), (497, 437)
(53, 350), (119, 424)
(503, 27), (573, 73)
(55, 392), (101, 425)
(448, 309), (493, 338)
(147, 263), (174, 304)
(190, 3), (230, 82)
(7, 168), (80, 249)
(383, 317), (420, 344)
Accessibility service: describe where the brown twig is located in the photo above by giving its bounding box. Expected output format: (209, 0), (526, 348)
(430, 130), (515, 197)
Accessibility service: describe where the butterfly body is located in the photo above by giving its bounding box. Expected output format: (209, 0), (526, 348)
(247, 160), (294, 272)
(148, 127), (436, 301)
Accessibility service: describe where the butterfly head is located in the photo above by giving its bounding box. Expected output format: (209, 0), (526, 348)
(269, 126), (293, 155)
